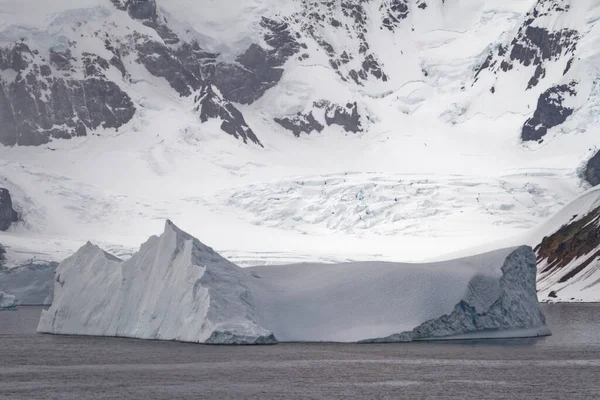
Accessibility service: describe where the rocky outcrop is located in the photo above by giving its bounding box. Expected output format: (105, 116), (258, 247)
(321, 101), (362, 133)
(0, 43), (135, 146)
(194, 84), (262, 146)
(474, 0), (579, 90)
(585, 152), (600, 187)
(521, 81), (577, 142)
(275, 101), (363, 136)
(135, 38), (200, 96)
(299, 1), (388, 85)
(127, 0), (157, 21)
(535, 205), (600, 286)
(0, 189), (18, 231)
(275, 111), (324, 137)
(212, 18), (301, 104)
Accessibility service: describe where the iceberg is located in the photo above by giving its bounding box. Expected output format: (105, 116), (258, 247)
(0, 291), (17, 310)
(38, 221), (550, 343)
(0, 262), (57, 305)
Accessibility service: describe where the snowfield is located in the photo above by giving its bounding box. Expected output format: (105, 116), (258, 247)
(38, 221), (550, 343)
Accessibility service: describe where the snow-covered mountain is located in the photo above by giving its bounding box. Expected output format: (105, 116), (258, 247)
(0, 0), (599, 299)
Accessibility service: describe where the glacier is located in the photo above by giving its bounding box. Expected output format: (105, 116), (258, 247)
(38, 221), (550, 344)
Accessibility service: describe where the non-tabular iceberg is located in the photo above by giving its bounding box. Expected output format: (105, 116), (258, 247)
(38, 221), (550, 344)
(0, 291), (17, 310)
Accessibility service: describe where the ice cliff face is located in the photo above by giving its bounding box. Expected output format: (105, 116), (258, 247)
(37, 220), (275, 344)
(39, 221), (549, 344)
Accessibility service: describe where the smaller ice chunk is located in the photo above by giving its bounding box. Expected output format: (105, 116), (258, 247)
(0, 291), (17, 310)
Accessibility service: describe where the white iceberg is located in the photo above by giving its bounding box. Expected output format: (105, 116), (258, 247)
(38, 221), (550, 343)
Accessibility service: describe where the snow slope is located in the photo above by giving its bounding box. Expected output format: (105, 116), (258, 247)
(530, 186), (600, 302)
(38, 221), (549, 343)
(0, 0), (599, 300)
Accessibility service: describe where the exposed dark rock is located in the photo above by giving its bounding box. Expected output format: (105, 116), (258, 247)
(381, 0), (409, 31)
(585, 152), (600, 187)
(521, 81), (577, 142)
(49, 49), (74, 71)
(194, 84), (262, 146)
(0, 43), (135, 146)
(275, 111), (324, 137)
(83, 53), (110, 78)
(135, 39), (200, 96)
(212, 17), (301, 104)
(298, 0), (387, 85)
(0, 189), (18, 231)
(0, 243), (5, 261)
(276, 100), (364, 136)
(358, 53), (388, 81)
(174, 42), (217, 81)
(126, 0), (157, 21)
(110, 0), (127, 11)
(319, 101), (362, 133)
(473, 1), (579, 89)
(535, 205), (600, 284)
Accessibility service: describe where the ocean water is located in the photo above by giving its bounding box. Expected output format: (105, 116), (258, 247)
(0, 304), (599, 399)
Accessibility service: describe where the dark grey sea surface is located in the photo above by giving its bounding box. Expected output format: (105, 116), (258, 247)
(0, 304), (599, 399)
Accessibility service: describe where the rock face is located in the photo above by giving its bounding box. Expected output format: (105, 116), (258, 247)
(275, 101), (363, 136)
(536, 205), (600, 290)
(534, 188), (600, 302)
(194, 84), (262, 146)
(521, 82), (577, 142)
(213, 18), (301, 104)
(0, 189), (18, 231)
(0, 43), (135, 146)
(38, 221), (275, 344)
(275, 112), (324, 137)
(298, 0), (389, 85)
(127, 0), (157, 21)
(322, 101), (362, 133)
(585, 152), (600, 187)
(474, 1), (579, 90)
